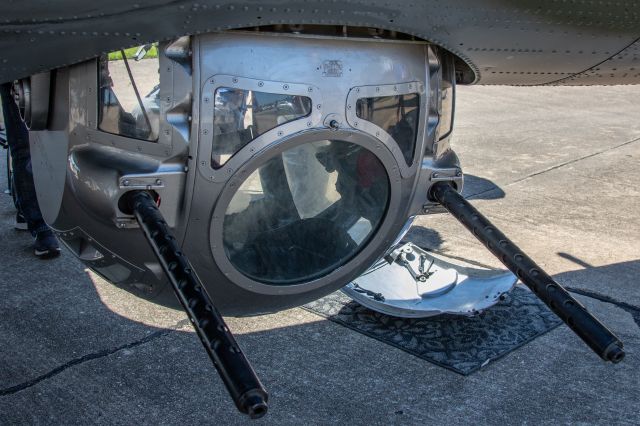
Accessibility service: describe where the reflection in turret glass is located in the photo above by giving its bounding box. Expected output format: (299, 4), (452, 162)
(223, 140), (389, 285)
(211, 88), (312, 168)
(356, 94), (419, 166)
(98, 45), (161, 142)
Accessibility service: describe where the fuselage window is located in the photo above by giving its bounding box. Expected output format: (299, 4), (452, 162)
(211, 88), (312, 169)
(356, 93), (420, 166)
(98, 44), (160, 142)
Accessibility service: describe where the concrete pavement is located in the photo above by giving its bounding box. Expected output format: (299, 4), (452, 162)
(1, 84), (639, 425)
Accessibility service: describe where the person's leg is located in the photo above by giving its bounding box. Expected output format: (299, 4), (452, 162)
(5, 146), (28, 230)
(1, 83), (60, 257)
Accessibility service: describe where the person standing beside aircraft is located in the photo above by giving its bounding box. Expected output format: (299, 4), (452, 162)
(0, 83), (60, 258)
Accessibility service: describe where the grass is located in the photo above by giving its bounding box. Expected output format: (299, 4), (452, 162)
(107, 45), (159, 61)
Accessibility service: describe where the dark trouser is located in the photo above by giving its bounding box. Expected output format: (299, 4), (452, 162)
(1, 83), (49, 235)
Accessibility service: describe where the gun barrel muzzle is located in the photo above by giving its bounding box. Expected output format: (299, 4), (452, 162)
(129, 191), (269, 417)
(431, 182), (624, 363)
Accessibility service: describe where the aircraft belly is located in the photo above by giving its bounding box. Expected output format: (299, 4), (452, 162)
(0, 1), (639, 86)
(550, 39), (640, 86)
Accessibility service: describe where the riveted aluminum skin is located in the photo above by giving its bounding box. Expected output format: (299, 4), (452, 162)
(28, 42), (193, 302)
(182, 32), (435, 314)
(1, 1), (639, 87)
(28, 31), (457, 315)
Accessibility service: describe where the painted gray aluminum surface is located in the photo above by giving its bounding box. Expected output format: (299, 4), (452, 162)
(29, 32), (456, 315)
(0, 1), (639, 86)
(182, 32), (435, 313)
(27, 45), (193, 302)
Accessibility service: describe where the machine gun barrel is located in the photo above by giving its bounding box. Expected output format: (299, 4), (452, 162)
(430, 182), (625, 363)
(129, 191), (268, 418)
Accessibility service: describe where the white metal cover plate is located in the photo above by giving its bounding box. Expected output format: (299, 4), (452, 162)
(343, 243), (517, 318)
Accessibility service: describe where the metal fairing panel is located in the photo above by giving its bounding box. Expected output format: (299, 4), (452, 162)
(27, 31), (450, 315)
(0, 1), (639, 86)
(27, 47), (193, 303)
(182, 33), (431, 314)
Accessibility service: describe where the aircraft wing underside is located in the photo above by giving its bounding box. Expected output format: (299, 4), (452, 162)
(0, 0), (638, 86)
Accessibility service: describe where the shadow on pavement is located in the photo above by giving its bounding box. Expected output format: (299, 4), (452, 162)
(0, 220), (639, 423)
(462, 174), (505, 200)
(0, 162), (638, 423)
(555, 253), (640, 328)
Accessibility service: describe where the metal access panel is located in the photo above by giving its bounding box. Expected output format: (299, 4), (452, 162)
(343, 243), (518, 318)
(178, 31), (439, 315)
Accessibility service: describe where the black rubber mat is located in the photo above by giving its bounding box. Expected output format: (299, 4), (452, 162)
(303, 285), (562, 375)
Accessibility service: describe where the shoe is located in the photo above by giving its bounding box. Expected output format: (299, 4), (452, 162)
(34, 230), (61, 259)
(14, 212), (28, 231)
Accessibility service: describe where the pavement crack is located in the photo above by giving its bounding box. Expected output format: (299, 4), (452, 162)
(0, 318), (191, 397)
(466, 136), (640, 199)
(505, 136), (640, 186)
